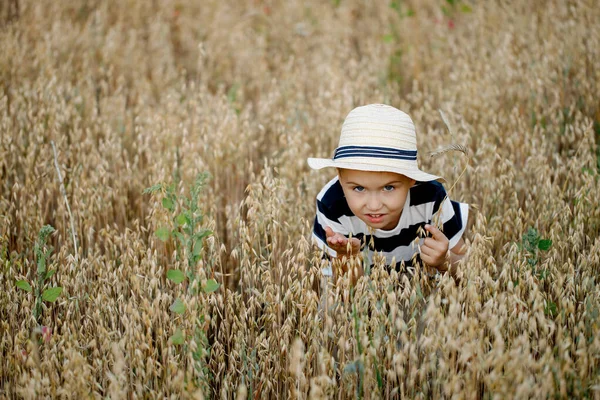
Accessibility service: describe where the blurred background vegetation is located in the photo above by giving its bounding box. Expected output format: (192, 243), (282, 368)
(1, 0), (599, 398)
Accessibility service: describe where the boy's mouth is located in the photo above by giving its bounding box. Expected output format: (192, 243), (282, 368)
(365, 214), (385, 223)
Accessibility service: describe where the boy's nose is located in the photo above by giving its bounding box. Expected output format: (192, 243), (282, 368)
(366, 194), (382, 211)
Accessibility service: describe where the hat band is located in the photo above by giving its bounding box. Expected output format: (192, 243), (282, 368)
(334, 146), (417, 161)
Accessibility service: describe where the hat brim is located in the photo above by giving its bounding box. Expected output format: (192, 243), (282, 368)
(307, 157), (443, 183)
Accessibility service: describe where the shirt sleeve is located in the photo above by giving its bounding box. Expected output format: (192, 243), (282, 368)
(431, 186), (469, 250)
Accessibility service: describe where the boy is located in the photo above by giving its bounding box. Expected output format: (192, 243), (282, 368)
(307, 104), (468, 279)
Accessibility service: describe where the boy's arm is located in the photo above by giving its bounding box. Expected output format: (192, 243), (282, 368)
(447, 237), (468, 277)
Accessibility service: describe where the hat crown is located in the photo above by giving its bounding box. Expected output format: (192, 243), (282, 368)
(338, 104), (417, 150)
(306, 103), (441, 182)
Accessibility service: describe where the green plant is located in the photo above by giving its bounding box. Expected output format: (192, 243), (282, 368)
(594, 119), (600, 172)
(343, 298), (365, 399)
(144, 172), (216, 283)
(441, 0), (472, 16)
(519, 227), (552, 279)
(143, 171), (219, 394)
(15, 225), (62, 324)
(520, 227), (552, 265)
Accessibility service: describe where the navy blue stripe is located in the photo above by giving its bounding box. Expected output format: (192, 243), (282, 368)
(319, 180), (345, 205)
(410, 181), (446, 207)
(318, 180), (353, 220)
(335, 153), (417, 161)
(317, 199), (353, 221)
(335, 146), (417, 156)
(334, 146), (417, 161)
(313, 216), (327, 243)
(442, 201), (462, 240)
(354, 222), (427, 253)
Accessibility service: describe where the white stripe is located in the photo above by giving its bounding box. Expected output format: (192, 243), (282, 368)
(359, 241), (424, 265)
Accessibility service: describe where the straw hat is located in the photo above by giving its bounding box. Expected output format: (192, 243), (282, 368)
(307, 104), (440, 182)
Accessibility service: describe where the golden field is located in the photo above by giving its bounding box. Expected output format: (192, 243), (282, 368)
(1, 0), (599, 398)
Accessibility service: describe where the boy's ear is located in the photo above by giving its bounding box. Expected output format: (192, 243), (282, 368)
(409, 179), (416, 187)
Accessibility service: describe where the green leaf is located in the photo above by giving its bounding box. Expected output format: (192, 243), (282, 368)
(373, 357), (384, 389)
(16, 280), (32, 292)
(193, 237), (203, 257)
(545, 301), (558, 318)
(538, 239), (552, 251)
(142, 183), (163, 195)
(172, 231), (186, 247)
(383, 34), (394, 43)
(193, 214), (204, 227)
(415, 283), (423, 300)
(227, 83), (240, 104)
(162, 197), (175, 212)
(167, 269), (185, 284)
(170, 298), (186, 314)
(537, 269), (550, 280)
(460, 4), (472, 13)
(45, 269), (56, 279)
(37, 255), (47, 276)
(582, 167), (595, 175)
(522, 227), (540, 253)
(42, 287), (63, 302)
(406, 9), (415, 17)
(155, 227), (170, 242)
(175, 213), (187, 227)
(195, 229), (213, 241)
(203, 279), (220, 293)
(170, 328), (184, 345)
(37, 225), (56, 241)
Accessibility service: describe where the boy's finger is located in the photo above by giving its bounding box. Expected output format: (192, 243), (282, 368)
(424, 224), (447, 242)
(420, 252), (434, 265)
(423, 237), (447, 252)
(325, 226), (334, 238)
(421, 246), (443, 261)
(327, 235), (346, 246)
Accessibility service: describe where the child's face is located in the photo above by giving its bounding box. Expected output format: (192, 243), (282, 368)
(338, 169), (415, 230)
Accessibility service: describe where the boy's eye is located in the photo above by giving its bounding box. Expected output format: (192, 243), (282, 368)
(383, 185), (395, 192)
(353, 186), (365, 192)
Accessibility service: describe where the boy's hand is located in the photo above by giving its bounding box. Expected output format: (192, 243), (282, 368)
(421, 224), (450, 270)
(325, 226), (361, 257)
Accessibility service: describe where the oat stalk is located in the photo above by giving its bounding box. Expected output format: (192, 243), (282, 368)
(430, 110), (471, 229)
(51, 141), (78, 261)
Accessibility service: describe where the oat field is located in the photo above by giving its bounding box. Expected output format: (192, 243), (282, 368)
(1, 0), (599, 398)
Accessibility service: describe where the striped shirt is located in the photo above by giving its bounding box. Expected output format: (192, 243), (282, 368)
(312, 176), (468, 272)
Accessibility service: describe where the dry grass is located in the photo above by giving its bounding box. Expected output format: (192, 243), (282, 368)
(1, 0), (600, 398)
